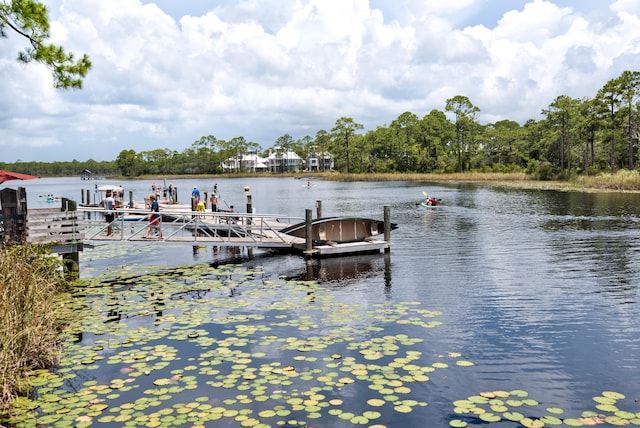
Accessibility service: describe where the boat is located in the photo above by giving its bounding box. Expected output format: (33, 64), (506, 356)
(279, 217), (397, 244)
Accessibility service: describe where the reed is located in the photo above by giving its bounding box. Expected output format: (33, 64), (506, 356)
(576, 170), (640, 191)
(136, 170), (640, 191)
(316, 171), (640, 192)
(319, 172), (531, 182)
(0, 244), (66, 414)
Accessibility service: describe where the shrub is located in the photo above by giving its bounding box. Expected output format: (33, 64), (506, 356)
(0, 244), (66, 413)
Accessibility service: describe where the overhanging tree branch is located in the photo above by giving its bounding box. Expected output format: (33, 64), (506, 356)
(0, 0), (91, 89)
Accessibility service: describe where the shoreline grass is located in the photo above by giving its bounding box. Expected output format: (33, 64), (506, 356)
(0, 244), (67, 418)
(130, 171), (640, 192)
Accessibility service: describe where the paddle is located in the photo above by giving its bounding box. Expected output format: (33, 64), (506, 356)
(422, 191), (441, 201)
(417, 191), (442, 205)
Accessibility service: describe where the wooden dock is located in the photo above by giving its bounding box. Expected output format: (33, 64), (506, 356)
(1, 188), (392, 273)
(76, 205), (392, 257)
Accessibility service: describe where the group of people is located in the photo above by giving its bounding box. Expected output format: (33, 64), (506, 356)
(192, 186), (234, 213)
(103, 189), (162, 238)
(151, 182), (174, 201)
(104, 184), (240, 239)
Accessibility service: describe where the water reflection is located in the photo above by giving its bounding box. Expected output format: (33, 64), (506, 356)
(282, 253), (391, 285)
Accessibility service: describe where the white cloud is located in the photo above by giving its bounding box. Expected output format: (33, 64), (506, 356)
(1, 0), (639, 162)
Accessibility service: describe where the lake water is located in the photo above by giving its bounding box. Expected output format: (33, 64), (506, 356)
(7, 177), (640, 427)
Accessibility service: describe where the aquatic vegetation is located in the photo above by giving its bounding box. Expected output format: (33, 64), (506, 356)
(2, 261), (471, 427)
(449, 390), (640, 427)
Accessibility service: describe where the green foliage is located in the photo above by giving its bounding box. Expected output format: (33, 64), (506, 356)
(533, 161), (555, 181)
(0, 0), (91, 89)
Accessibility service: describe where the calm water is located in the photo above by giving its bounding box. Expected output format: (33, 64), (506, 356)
(9, 177), (640, 426)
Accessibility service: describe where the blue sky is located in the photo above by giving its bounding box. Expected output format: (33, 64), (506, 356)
(1, 0), (639, 162)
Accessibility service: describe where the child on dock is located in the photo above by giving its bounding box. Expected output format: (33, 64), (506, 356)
(143, 194), (162, 239)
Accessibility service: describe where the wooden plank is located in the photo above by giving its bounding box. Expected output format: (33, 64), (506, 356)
(26, 209), (83, 245)
(293, 240), (388, 256)
(28, 235), (85, 244)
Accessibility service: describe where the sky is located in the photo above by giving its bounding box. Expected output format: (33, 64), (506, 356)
(1, 0), (639, 163)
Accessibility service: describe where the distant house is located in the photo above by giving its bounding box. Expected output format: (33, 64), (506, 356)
(221, 149), (308, 173)
(221, 151), (268, 173)
(306, 152), (334, 172)
(266, 150), (305, 173)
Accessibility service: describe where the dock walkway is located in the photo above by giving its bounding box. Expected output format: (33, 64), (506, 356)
(79, 206), (391, 256)
(80, 206), (306, 248)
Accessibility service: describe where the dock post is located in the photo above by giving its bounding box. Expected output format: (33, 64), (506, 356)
(246, 195), (253, 227)
(129, 191), (134, 208)
(305, 208), (313, 256)
(62, 252), (80, 278)
(86, 189), (90, 205)
(384, 205), (391, 254)
(81, 190), (85, 205)
(315, 200), (322, 219)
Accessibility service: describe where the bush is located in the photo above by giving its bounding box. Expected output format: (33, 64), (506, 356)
(535, 161), (554, 180)
(0, 244), (66, 414)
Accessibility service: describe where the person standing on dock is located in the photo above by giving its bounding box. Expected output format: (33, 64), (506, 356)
(192, 186), (201, 203)
(196, 199), (206, 214)
(143, 194), (162, 239)
(103, 190), (115, 237)
(210, 193), (218, 212)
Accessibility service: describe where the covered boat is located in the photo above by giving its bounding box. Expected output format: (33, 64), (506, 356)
(279, 217), (397, 244)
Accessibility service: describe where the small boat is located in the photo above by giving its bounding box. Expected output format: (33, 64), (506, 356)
(280, 217), (397, 244)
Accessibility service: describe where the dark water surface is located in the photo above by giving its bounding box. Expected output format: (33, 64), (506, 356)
(11, 177), (640, 426)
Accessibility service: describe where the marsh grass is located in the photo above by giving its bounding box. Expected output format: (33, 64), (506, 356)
(576, 169), (640, 191)
(0, 244), (66, 414)
(320, 172), (530, 182)
(315, 171), (640, 191)
(139, 170), (640, 191)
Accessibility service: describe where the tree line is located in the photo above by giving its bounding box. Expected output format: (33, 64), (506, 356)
(4, 70), (640, 180)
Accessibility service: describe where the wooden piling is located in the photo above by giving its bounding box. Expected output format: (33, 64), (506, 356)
(305, 208), (313, 255)
(384, 205), (391, 253)
(315, 200), (322, 218)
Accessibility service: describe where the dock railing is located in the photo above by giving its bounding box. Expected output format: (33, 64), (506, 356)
(26, 208), (84, 247)
(78, 207), (305, 247)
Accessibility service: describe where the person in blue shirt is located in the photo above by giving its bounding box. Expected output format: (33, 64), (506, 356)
(191, 187), (201, 203)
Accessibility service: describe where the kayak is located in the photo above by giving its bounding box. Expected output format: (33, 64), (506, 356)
(418, 197), (441, 208)
(419, 202), (440, 208)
